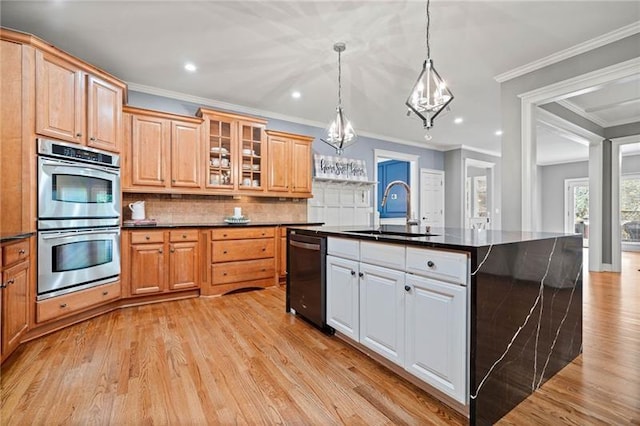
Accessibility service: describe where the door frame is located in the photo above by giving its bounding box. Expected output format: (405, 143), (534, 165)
(419, 168), (445, 227)
(374, 149), (419, 225)
(564, 177), (589, 237)
(464, 158), (495, 229)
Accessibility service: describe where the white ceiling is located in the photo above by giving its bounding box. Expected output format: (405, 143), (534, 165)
(1, 1), (639, 157)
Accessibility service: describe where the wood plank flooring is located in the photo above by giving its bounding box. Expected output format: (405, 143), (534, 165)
(2, 251), (639, 425)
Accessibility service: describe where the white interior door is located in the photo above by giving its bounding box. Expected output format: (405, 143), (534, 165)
(420, 169), (444, 228)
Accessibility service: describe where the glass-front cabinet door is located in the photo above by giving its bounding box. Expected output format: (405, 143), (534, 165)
(206, 115), (235, 189)
(238, 121), (265, 191)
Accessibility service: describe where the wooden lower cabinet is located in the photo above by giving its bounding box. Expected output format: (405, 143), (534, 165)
(1, 238), (31, 362)
(126, 229), (200, 297)
(204, 227), (277, 296)
(36, 281), (121, 323)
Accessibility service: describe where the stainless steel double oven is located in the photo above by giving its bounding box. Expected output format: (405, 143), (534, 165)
(37, 138), (121, 300)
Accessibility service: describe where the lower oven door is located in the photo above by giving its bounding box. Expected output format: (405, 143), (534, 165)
(38, 227), (121, 300)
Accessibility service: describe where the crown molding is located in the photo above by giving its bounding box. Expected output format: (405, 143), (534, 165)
(126, 81), (449, 151)
(495, 21), (640, 83)
(556, 99), (609, 128)
(441, 144), (502, 158)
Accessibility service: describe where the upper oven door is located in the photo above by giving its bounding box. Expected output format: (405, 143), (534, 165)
(38, 157), (121, 220)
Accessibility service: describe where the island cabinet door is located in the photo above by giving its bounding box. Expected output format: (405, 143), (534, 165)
(358, 263), (405, 366)
(404, 274), (467, 404)
(326, 255), (359, 340)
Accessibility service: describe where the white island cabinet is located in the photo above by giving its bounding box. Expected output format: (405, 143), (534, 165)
(326, 237), (469, 405)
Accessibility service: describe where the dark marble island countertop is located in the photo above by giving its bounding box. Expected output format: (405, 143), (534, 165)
(288, 224), (577, 250)
(0, 231), (35, 243)
(289, 225), (583, 425)
(121, 221), (323, 229)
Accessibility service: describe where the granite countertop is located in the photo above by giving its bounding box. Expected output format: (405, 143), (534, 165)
(288, 225), (579, 250)
(0, 232), (35, 243)
(121, 221), (323, 229)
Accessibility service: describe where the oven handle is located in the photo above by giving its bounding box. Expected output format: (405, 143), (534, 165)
(40, 158), (120, 175)
(40, 229), (120, 240)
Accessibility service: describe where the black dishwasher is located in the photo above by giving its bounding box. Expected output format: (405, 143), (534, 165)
(286, 231), (332, 333)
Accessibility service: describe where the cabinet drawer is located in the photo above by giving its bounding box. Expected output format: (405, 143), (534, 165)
(36, 281), (121, 323)
(169, 229), (198, 242)
(327, 237), (359, 261)
(406, 247), (468, 285)
(360, 241), (405, 270)
(212, 239), (275, 262)
(212, 258), (275, 284)
(2, 239), (30, 267)
(130, 231), (165, 244)
(211, 227), (275, 240)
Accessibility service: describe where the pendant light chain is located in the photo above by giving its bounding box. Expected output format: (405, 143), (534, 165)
(426, 0), (431, 59)
(337, 48), (342, 107)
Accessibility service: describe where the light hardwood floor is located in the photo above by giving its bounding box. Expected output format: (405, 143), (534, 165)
(1, 252), (639, 425)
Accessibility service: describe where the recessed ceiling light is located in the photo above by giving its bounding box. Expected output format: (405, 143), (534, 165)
(291, 91), (301, 99)
(495, 130), (503, 136)
(184, 62), (197, 72)
(454, 117), (463, 124)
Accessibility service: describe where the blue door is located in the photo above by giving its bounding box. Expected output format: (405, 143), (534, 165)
(378, 160), (409, 218)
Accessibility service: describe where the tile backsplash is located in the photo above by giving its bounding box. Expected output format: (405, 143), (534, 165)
(122, 193), (307, 223)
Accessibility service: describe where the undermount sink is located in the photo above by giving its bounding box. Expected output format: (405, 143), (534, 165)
(344, 229), (440, 238)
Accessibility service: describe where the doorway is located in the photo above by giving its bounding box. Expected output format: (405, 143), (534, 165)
(464, 159), (494, 230)
(373, 149), (419, 226)
(565, 178), (589, 247)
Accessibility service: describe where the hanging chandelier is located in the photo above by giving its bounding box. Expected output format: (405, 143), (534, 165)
(321, 42), (356, 155)
(406, 0), (453, 130)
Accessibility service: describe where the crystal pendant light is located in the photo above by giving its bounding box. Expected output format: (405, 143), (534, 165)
(321, 42), (357, 155)
(406, 0), (453, 130)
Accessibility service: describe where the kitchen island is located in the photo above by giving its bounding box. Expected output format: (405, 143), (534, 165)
(287, 225), (583, 425)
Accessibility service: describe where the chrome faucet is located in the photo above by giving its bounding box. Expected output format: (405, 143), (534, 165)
(380, 180), (419, 226)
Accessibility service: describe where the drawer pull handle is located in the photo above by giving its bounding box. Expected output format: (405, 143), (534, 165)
(404, 285), (411, 292)
(60, 303), (68, 308)
(223, 234), (228, 238)
(351, 270), (356, 276)
(261, 268), (266, 272)
(145, 236), (150, 240)
(427, 261), (435, 268)
(19, 249), (25, 255)
(102, 291), (109, 296)
(182, 234), (187, 238)
(223, 272), (227, 276)
(261, 248), (266, 252)
(223, 250), (228, 254)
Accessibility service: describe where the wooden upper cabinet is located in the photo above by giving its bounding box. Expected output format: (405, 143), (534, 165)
(86, 74), (122, 152)
(124, 106), (203, 192)
(35, 49), (124, 153)
(265, 130), (314, 197)
(266, 136), (289, 192)
(198, 108), (267, 193)
(171, 120), (202, 188)
(131, 113), (169, 188)
(291, 138), (312, 194)
(35, 50), (84, 143)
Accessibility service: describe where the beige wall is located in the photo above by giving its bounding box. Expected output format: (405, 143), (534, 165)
(123, 193), (307, 223)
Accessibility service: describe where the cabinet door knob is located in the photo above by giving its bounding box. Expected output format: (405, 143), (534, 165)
(145, 235), (150, 240)
(170, 248), (175, 253)
(427, 260), (435, 268)
(60, 303), (68, 308)
(76, 133), (82, 138)
(261, 248), (266, 252)
(90, 136), (96, 141)
(404, 285), (411, 292)
(158, 249), (163, 254)
(182, 234), (187, 239)
(223, 272), (227, 276)
(172, 179), (176, 183)
(350, 270), (356, 276)
(358, 272), (364, 278)
(18, 249), (25, 255)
